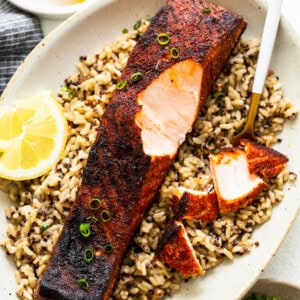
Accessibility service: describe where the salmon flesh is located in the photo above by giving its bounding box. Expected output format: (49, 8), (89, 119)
(36, 0), (246, 299)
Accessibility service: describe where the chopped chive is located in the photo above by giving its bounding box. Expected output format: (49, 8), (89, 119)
(80, 223), (91, 238)
(104, 243), (114, 254)
(68, 88), (77, 99)
(100, 210), (111, 222)
(84, 248), (94, 263)
(130, 71), (143, 82)
(41, 223), (50, 232)
(157, 32), (170, 45)
(78, 278), (89, 291)
(203, 6), (211, 14)
(133, 19), (141, 30)
(60, 85), (76, 99)
(88, 198), (102, 211)
(60, 85), (68, 92)
(170, 47), (180, 59)
(122, 28), (128, 34)
(116, 80), (127, 90)
(213, 91), (225, 99)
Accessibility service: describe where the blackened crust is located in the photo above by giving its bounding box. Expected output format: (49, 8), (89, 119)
(36, 1), (246, 299)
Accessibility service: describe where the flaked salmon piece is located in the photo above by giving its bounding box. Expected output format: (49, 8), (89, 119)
(171, 187), (219, 222)
(36, 1), (246, 299)
(210, 148), (267, 214)
(240, 139), (288, 178)
(156, 220), (204, 277)
(136, 59), (202, 156)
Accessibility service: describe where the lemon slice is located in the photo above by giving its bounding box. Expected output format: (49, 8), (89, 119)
(0, 91), (68, 180)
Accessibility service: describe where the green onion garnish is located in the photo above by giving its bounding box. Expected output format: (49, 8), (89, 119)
(104, 243), (114, 254)
(130, 71), (143, 82)
(133, 19), (141, 30)
(41, 224), (50, 232)
(61, 85), (76, 99)
(80, 223), (91, 238)
(213, 91), (225, 99)
(68, 88), (77, 99)
(86, 216), (98, 224)
(116, 80), (127, 90)
(100, 210), (111, 222)
(203, 6), (211, 14)
(84, 248), (94, 263)
(78, 278), (89, 291)
(170, 47), (180, 59)
(122, 28), (128, 34)
(88, 198), (102, 211)
(61, 85), (68, 92)
(157, 33), (170, 45)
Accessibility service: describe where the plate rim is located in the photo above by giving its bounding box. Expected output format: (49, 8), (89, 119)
(1, 1), (300, 299)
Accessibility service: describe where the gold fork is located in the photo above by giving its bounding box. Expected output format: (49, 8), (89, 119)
(231, 0), (283, 146)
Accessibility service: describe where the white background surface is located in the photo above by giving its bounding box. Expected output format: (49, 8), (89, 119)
(39, 0), (300, 290)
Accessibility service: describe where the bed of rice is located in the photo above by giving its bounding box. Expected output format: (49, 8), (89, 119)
(0, 19), (298, 300)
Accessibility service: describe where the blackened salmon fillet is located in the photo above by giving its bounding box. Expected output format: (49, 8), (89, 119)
(36, 1), (246, 299)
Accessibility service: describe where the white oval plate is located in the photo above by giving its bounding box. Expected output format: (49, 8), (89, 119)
(245, 278), (300, 300)
(1, 0), (300, 299)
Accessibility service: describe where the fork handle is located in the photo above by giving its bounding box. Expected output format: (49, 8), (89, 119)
(252, 0), (283, 94)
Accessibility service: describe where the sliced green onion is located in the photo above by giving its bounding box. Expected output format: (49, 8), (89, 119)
(203, 6), (211, 14)
(130, 71), (143, 82)
(61, 85), (68, 92)
(68, 88), (77, 99)
(86, 216), (98, 224)
(133, 19), (141, 30)
(213, 91), (225, 99)
(100, 210), (111, 222)
(88, 198), (102, 211)
(41, 223), (50, 232)
(146, 15), (152, 22)
(122, 28), (128, 34)
(84, 248), (94, 263)
(116, 80), (127, 90)
(78, 278), (89, 291)
(104, 243), (114, 254)
(80, 223), (91, 238)
(157, 33), (170, 45)
(170, 47), (180, 59)
(61, 85), (76, 99)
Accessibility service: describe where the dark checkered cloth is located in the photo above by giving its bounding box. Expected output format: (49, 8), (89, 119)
(0, 0), (43, 95)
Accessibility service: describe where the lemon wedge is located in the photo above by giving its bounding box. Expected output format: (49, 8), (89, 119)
(0, 91), (68, 180)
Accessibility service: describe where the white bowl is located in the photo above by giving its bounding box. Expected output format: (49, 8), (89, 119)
(244, 278), (300, 300)
(7, 0), (96, 19)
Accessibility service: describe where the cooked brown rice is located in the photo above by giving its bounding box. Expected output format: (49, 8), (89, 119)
(0, 19), (298, 300)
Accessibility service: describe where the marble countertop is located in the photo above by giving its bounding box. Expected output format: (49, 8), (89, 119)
(38, 0), (300, 293)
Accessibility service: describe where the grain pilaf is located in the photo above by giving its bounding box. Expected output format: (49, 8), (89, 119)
(0, 19), (298, 300)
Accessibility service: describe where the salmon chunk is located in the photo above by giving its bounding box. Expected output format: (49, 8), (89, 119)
(210, 148), (267, 214)
(240, 139), (288, 178)
(136, 59), (203, 156)
(36, 1), (246, 299)
(156, 220), (205, 277)
(171, 188), (219, 222)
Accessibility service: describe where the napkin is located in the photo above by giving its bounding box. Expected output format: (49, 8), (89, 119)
(0, 0), (43, 96)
